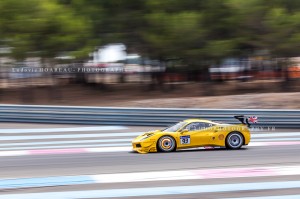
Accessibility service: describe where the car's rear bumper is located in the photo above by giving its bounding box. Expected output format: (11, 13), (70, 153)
(244, 131), (251, 145)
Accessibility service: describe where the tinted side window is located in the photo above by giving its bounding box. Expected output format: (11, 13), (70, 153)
(185, 123), (198, 131)
(185, 122), (214, 131)
(204, 123), (215, 128)
(185, 122), (202, 131)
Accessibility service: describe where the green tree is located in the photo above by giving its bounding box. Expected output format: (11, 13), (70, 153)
(0, 0), (91, 60)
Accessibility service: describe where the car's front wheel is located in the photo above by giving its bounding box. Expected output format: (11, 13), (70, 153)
(226, 132), (244, 149)
(157, 136), (176, 152)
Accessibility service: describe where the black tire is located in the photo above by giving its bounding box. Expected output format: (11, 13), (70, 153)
(226, 132), (244, 149)
(157, 136), (176, 152)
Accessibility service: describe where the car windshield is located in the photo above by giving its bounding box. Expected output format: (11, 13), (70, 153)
(163, 121), (187, 132)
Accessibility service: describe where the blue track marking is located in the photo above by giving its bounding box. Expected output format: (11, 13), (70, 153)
(0, 181), (299, 199)
(0, 176), (94, 189)
(0, 126), (127, 134)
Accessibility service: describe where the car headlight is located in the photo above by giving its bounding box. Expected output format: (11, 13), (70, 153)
(140, 133), (154, 141)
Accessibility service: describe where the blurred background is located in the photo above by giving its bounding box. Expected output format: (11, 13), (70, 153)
(0, 0), (299, 108)
(0, 2), (300, 199)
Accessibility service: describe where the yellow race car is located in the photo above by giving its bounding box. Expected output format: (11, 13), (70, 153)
(132, 115), (252, 154)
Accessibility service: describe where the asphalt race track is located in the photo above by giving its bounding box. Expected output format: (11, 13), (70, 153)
(0, 123), (300, 199)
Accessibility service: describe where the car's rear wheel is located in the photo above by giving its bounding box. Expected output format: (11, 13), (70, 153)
(226, 132), (244, 149)
(157, 136), (176, 152)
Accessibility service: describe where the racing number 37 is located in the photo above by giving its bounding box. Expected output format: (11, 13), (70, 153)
(180, 135), (190, 144)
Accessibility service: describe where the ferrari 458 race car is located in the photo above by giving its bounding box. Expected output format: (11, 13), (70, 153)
(132, 115), (253, 154)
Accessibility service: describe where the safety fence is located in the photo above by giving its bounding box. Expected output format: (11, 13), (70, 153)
(0, 105), (299, 128)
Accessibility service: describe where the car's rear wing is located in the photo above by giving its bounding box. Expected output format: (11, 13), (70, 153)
(234, 115), (251, 127)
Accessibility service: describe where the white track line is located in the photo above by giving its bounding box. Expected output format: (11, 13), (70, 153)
(223, 195), (300, 199)
(1, 132), (300, 141)
(0, 138), (132, 147)
(252, 132), (300, 138)
(91, 165), (300, 183)
(0, 132), (142, 141)
(0, 126), (127, 133)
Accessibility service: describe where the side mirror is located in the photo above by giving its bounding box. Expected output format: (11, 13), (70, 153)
(181, 129), (189, 134)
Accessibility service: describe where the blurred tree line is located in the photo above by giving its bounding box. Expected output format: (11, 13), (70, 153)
(1, 0), (300, 69)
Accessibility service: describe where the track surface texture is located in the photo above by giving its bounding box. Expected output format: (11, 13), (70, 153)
(0, 122), (299, 199)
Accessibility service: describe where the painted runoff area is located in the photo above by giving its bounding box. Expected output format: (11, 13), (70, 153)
(1, 165), (300, 189)
(1, 139), (300, 157)
(0, 181), (299, 199)
(1, 126), (300, 156)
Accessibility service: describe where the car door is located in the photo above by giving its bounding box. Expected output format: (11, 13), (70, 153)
(178, 122), (211, 148)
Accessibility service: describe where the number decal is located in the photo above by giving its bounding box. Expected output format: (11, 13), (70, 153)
(180, 135), (190, 145)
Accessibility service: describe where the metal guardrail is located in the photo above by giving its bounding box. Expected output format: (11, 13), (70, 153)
(0, 104), (299, 128)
